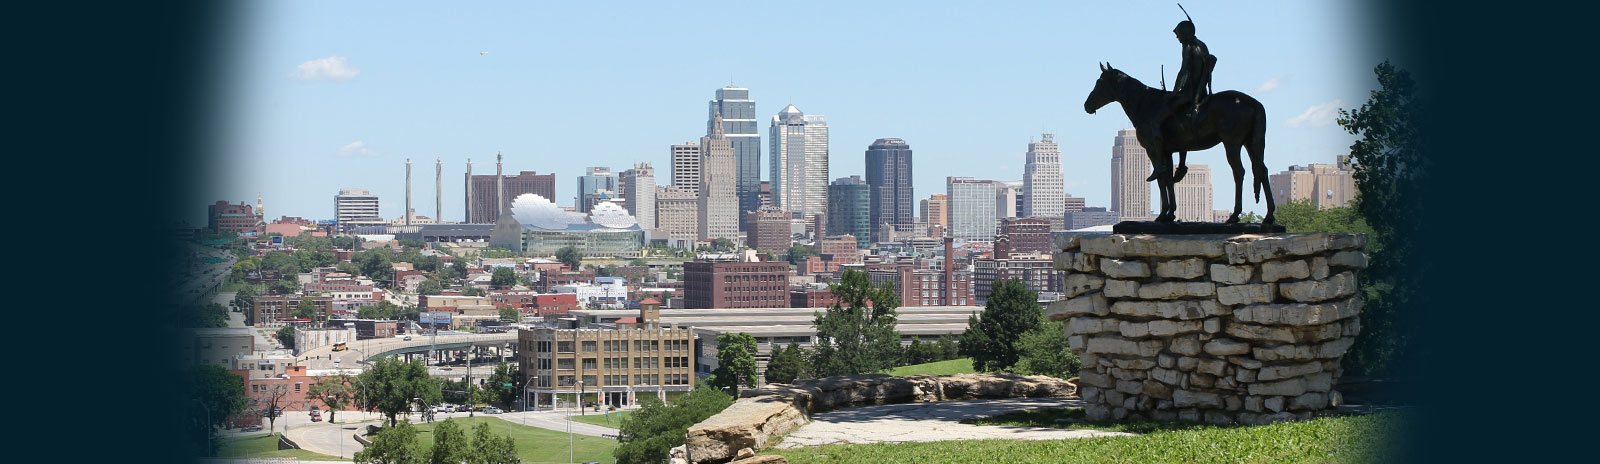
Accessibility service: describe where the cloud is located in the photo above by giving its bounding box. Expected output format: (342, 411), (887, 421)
(337, 141), (377, 157)
(1285, 99), (1344, 128)
(1255, 77), (1280, 93)
(290, 56), (360, 81)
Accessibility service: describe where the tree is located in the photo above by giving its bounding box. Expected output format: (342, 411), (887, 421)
(811, 268), (903, 377)
(276, 326), (296, 350)
(468, 421), (520, 464)
(359, 301), (399, 320)
(484, 362), (519, 407)
(258, 384), (289, 436)
(183, 302), (229, 328)
(1336, 61), (1425, 378)
(710, 238), (736, 251)
(429, 419), (470, 464)
(629, 258), (648, 267)
(555, 246), (582, 270)
(417, 278), (443, 296)
(357, 357), (443, 427)
(270, 278), (300, 295)
(960, 278), (1043, 372)
(191, 364), (247, 455)
(709, 333), (758, 395)
(785, 243), (818, 266)
(294, 297), (319, 320)
(614, 386), (734, 464)
(764, 343), (806, 384)
(937, 334), (961, 361)
(354, 420), (423, 464)
(1011, 320), (1081, 379)
(462, 286), (485, 297)
(499, 306), (520, 322)
(306, 372), (355, 423)
(232, 287), (258, 311)
(490, 268), (516, 289)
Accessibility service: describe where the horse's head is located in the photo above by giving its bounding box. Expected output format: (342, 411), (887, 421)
(1085, 62), (1121, 114)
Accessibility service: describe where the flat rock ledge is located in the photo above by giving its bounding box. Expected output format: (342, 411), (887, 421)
(681, 373), (1076, 463)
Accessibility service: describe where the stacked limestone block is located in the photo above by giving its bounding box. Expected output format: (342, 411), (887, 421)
(1047, 233), (1368, 425)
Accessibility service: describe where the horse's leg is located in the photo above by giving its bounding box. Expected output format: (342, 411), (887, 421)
(1174, 151), (1189, 183)
(1224, 143), (1245, 224)
(1248, 139), (1276, 225)
(1155, 152), (1176, 222)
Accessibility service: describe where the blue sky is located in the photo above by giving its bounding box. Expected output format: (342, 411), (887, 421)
(204, 1), (1381, 225)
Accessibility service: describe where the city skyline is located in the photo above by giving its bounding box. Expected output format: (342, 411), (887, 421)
(205, 1), (1378, 226)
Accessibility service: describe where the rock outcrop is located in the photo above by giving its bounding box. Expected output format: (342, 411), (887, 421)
(684, 373), (1074, 463)
(1049, 232), (1366, 425)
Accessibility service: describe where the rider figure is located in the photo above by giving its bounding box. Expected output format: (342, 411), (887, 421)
(1171, 18), (1214, 116)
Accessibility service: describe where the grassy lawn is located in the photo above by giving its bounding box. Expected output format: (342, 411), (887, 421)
(771, 412), (1402, 464)
(888, 358), (976, 376)
(960, 407), (1207, 434)
(570, 410), (632, 428)
(215, 433), (349, 461)
(411, 416), (616, 464)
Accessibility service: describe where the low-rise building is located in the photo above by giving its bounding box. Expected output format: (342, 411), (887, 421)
(185, 328), (255, 369)
(517, 300), (696, 409)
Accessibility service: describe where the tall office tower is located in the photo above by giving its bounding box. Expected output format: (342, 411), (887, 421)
(709, 86), (762, 229)
(654, 185), (699, 243)
(577, 167), (618, 213)
(770, 104), (829, 221)
(921, 194), (949, 228)
(619, 163), (656, 231)
(671, 142), (702, 196)
(865, 138), (914, 244)
(404, 158), (413, 225)
(469, 170), (556, 223)
(995, 181), (1023, 219)
(1111, 129), (1154, 221)
(1023, 132), (1064, 219)
(435, 158), (443, 223)
(827, 176), (872, 249)
(1174, 164), (1214, 222)
(947, 177), (999, 241)
(698, 112), (739, 241)
(334, 188), (383, 228)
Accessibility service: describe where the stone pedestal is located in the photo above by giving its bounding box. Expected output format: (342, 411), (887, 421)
(1048, 232), (1367, 425)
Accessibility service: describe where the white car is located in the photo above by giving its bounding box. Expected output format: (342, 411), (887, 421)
(403, 335), (412, 341)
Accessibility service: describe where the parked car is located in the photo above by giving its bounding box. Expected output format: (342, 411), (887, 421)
(483, 407), (502, 414)
(242, 425), (263, 432)
(309, 410), (321, 422)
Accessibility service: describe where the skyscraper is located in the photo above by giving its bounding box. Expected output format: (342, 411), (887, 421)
(1110, 129), (1153, 221)
(995, 181), (1023, 219)
(620, 163), (656, 232)
(709, 86), (761, 229)
(865, 138), (914, 244)
(1174, 164), (1213, 222)
(770, 104), (828, 221)
(1023, 132), (1064, 219)
(698, 112), (739, 241)
(671, 142), (701, 196)
(577, 167), (618, 213)
(921, 194), (948, 229)
(654, 185), (698, 244)
(827, 176), (871, 249)
(947, 177), (999, 241)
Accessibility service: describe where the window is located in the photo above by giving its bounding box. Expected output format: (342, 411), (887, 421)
(558, 359), (575, 370)
(582, 341), (597, 352)
(582, 358), (596, 370)
(557, 341), (574, 352)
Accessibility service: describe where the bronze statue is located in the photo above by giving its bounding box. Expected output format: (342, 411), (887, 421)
(1084, 62), (1276, 224)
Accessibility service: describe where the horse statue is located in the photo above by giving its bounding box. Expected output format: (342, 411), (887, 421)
(1084, 62), (1276, 224)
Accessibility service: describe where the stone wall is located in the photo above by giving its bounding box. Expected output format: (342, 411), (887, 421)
(1047, 232), (1367, 425)
(682, 373), (1075, 463)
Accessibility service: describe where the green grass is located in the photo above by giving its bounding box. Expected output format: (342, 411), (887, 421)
(888, 358), (976, 376)
(960, 407), (1206, 434)
(771, 412), (1403, 464)
(215, 433), (349, 461)
(411, 416), (616, 464)
(570, 410), (633, 428)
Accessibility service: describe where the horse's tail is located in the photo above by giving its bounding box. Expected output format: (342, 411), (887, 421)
(1252, 103), (1267, 203)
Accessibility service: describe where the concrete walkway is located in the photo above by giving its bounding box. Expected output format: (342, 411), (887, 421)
(773, 398), (1134, 449)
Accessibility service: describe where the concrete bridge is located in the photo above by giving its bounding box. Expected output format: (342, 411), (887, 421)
(297, 331), (518, 370)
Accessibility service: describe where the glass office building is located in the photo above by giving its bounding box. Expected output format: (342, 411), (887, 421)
(709, 86), (761, 229)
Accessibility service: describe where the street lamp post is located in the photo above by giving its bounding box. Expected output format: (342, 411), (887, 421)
(570, 380), (583, 464)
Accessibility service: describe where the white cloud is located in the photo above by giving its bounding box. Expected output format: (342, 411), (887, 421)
(290, 56), (360, 81)
(337, 141), (377, 157)
(1255, 77), (1280, 93)
(1285, 99), (1344, 128)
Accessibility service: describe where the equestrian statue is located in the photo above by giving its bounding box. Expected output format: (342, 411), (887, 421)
(1083, 5), (1277, 225)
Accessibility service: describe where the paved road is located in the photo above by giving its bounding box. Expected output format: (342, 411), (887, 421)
(283, 408), (621, 458)
(773, 398), (1134, 449)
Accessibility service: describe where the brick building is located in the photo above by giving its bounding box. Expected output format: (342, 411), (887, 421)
(684, 260), (791, 309)
(994, 217), (1052, 258)
(972, 253), (1062, 304)
(208, 201), (259, 235)
(249, 295), (333, 326)
(746, 208), (792, 254)
(517, 300), (696, 409)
